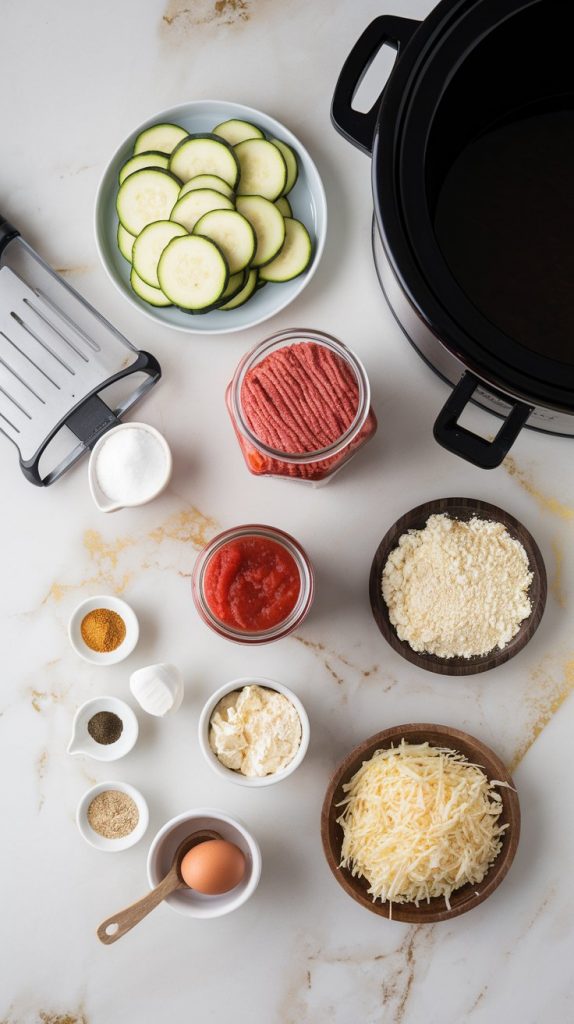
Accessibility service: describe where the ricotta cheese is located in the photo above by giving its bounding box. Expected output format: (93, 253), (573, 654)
(209, 684), (302, 777)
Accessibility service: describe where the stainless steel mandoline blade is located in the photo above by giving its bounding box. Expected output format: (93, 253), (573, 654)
(0, 214), (161, 486)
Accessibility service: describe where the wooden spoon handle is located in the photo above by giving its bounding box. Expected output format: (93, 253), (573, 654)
(97, 869), (180, 945)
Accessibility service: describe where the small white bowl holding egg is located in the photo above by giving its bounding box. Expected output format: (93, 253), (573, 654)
(198, 676), (310, 788)
(147, 808), (261, 918)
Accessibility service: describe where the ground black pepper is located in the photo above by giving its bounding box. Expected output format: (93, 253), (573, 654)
(87, 710), (123, 745)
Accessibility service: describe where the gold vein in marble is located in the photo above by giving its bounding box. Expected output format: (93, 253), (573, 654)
(162, 0), (252, 29)
(550, 537), (567, 607)
(42, 505), (217, 605)
(280, 927), (435, 1024)
(509, 654), (574, 770)
(503, 455), (574, 520)
(39, 1012), (88, 1024)
(30, 688), (67, 714)
(36, 749), (49, 811)
(293, 634), (380, 687)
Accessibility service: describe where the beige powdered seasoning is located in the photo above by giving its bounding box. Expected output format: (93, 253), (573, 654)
(382, 514), (533, 658)
(87, 789), (138, 839)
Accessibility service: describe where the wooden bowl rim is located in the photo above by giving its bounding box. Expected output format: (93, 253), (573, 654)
(320, 723), (521, 924)
(369, 496), (547, 676)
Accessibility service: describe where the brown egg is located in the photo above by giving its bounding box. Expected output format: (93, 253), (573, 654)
(180, 839), (246, 895)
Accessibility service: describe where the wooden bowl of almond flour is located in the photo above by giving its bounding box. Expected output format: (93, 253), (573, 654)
(369, 497), (547, 676)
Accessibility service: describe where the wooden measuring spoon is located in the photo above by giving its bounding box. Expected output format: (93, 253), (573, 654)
(97, 829), (222, 944)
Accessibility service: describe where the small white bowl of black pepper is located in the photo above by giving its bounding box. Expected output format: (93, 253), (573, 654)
(67, 696), (139, 762)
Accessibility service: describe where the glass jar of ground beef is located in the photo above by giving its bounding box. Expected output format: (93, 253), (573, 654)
(226, 329), (377, 484)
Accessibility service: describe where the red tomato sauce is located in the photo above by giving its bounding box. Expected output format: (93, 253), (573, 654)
(203, 535), (301, 632)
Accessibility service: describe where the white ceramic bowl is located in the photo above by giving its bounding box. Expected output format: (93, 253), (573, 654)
(67, 696), (139, 762)
(147, 808), (261, 918)
(88, 422), (172, 513)
(68, 595), (139, 666)
(77, 781), (149, 852)
(198, 676), (310, 788)
(94, 99), (327, 334)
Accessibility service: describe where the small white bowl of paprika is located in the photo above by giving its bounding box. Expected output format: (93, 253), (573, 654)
(68, 595), (139, 666)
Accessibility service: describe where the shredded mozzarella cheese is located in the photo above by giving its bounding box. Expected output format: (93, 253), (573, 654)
(337, 741), (509, 910)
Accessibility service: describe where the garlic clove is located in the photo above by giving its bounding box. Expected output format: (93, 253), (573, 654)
(129, 663), (184, 717)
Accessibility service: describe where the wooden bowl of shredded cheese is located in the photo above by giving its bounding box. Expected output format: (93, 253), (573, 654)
(369, 497), (546, 676)
(321, 724), (520, 923)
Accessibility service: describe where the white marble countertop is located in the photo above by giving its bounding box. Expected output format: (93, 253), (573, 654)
(1, 1), (574, 1022)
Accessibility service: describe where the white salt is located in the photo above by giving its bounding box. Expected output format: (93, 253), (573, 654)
(95, 427), (168, 505)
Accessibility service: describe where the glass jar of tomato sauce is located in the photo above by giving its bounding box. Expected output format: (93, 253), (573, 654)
(192, 524), (314, 644)
(226, 328), (377, 485)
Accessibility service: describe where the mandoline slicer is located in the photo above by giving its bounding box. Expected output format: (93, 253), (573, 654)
(0, 213), (161, 486)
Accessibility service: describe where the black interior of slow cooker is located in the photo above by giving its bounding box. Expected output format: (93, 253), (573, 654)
(426, 0), (574, 366)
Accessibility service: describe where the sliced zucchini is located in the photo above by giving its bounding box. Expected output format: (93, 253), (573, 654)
(116, 168), (181, 236)
(130, 267), (172, 306)
(235, 139), (287, 201)
(218, 270), (247, 303)
(193, 209), (255, 275)
(157, 235), (228, 311)
(275, 195), (293, 218)
(119, 151), (169, 185)
(133, 123), (189, 156)
(220, 269), (258, 310)
(170, 188), (234, 232)
(213, 118), (264, 145)
(117, 223), (136, 262)
(255, 275), (267, 291)
(235, 195), (285, 267)
(271, 139), (298, 194)
(169, 133), (240, 187)
(179, 174), (235, 199)
(258, 218), (312, 282)
(132, 220), (188, 288)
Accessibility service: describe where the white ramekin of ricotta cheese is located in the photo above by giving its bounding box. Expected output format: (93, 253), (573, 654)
(198, 677), (310, 788)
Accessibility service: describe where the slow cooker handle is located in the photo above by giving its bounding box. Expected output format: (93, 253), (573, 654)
(331, 15), (420, 155)
(433, 372), (533, 469)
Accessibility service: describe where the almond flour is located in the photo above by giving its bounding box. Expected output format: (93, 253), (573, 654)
(382, 514), (533, 658)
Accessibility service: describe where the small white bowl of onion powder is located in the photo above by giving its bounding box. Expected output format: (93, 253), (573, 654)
(77, 781), (149, 852)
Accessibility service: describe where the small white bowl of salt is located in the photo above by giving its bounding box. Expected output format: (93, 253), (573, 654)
(89, 422), (172, 512)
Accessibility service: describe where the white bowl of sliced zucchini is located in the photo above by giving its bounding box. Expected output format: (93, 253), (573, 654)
(95, 100), (327, 334)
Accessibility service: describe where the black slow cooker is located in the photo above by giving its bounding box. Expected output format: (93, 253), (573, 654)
(332, 0), (574, 467)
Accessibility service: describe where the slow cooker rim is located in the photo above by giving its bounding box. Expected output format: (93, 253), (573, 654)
(371, 0), (574, 411)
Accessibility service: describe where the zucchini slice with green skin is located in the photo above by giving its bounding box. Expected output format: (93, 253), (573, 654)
(235, 195), (286, 267)
(170, 188), (234, 232)
(193, 209), (255, 275)
(158, 235), (228, 310)
(255, 276), (267, 290)
(271, 139), (298, 194)
(179, 174), (235, 199)
(213, 118), (264, 145)
(220, 268), (258, 310)
(218, 270), (247, 304)
(258, 218), (312, 282)
(274, 196), (293, 218)
(130, 267), (172, 306)
(116, 168), (181, 236)
(132, 220), (188, 288)
(235, 139), (287, 201)
(133, 123), (188, 156)
(169, 133), (240, 187)
(119, 151), (169, 185)
(117, 223), (136, 262)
